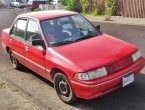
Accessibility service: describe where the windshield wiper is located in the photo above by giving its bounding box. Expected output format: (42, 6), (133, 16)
(50, 34), (100, 46)
(74, 35), (96, 42)
(50, 40), (74, 46)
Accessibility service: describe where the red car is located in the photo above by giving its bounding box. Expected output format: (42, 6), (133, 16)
(1, 10), (145, 103)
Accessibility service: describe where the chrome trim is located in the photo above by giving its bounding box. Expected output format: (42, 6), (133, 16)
(46, 69), (51, 73)
(13, 51), (25, 58)
(71, 61), (145, 87)
(25, 57), (45, 70)
(12, 51), (51, 72)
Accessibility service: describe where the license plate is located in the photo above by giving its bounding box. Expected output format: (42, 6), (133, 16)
(122, 73), (134, 87)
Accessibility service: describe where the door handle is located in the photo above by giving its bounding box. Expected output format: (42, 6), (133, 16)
(9, 39), (12, 43)
(25, 46), (29, 51)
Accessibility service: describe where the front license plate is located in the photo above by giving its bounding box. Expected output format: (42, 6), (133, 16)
(122, 73), (134, 87)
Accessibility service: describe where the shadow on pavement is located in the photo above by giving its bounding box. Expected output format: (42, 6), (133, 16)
(73, 74), (145, 110)
(19, 66), (145, 110)
(18, 66), (54, 88)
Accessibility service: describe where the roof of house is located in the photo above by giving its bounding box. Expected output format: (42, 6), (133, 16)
(20, 10), (78, 20)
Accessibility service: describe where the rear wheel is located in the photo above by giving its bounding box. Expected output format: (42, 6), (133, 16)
(54, 73), (77, 104)
(9, 49), (21, 69)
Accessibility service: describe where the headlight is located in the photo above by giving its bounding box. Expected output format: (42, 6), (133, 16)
(132, 51), (141, 62)
(74, 67), (107, 80)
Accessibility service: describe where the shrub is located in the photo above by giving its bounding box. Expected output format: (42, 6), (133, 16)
(104, 0), (117, 20)
(34, 7), (42, 11)
(66, 0), (76, 11)
(80, 0), (89, 14)
(63, 0), (81, 12)
(92, 6), (104, 16)
(61, 0), (68, 6)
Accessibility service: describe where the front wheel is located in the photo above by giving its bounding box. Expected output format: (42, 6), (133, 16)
(54, 73), (77, 104)
(9, 49), (21, 69)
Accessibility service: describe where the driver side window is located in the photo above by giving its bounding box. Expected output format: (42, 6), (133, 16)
(26, 20), (42, 43)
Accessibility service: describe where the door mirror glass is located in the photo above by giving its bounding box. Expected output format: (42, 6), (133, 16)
(32, 39), (46, 50)
(26, 20), (42, 43)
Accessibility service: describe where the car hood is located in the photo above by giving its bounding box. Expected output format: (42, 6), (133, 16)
(48, 34), (137, 72)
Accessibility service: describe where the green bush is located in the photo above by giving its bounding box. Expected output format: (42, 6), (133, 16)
(61, 0), (68, 6)
(91, 6), (104, 16)
(34, 7), (42, 11)
(62, 0), (81, 12)
(80, 0), (89, 14)
(105, 0), (117, 20)
(66, 0), (77, 11)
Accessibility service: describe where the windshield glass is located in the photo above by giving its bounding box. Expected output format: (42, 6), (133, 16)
(41, 14), (102, 46)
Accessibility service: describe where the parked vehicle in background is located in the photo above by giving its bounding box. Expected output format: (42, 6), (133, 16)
(0, 1), (4, 8)
(51, 0), (61, 5)
(1, 10), (145, 104)
(10, 0), (26, 8)
(27, 0), (51, 10)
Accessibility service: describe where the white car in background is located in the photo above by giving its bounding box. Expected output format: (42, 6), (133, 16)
(51, 0), (61, 5)
(10, 0), (26, 8)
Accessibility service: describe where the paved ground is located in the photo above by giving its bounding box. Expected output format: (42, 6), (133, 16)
(0, 9), (145, 110)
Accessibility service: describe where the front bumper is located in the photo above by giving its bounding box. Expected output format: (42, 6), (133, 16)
(70, 57), (145, 99)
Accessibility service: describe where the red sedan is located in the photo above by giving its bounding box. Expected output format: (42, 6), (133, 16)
(1, 10), (145, 103)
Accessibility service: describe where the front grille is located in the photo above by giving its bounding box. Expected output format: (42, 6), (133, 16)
(106, 56), (133, 74)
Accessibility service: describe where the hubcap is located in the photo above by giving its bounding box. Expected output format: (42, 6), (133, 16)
(59, 80), (68, 95)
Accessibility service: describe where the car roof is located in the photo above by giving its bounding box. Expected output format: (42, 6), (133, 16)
(19, 10), (78, 20)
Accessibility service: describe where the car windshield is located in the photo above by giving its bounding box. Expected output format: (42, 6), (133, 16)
(41, 14), (102, 46)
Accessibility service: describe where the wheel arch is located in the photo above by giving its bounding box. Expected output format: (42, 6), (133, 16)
(6, 46), (10, 54)
(50, 68), (68, 81)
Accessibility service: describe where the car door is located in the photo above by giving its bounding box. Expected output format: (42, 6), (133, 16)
(24, 19), (47, 78)
(9, 18), (27, 64)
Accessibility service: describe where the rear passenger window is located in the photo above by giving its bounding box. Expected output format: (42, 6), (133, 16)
(11, 19), (27, 41)
(11, 23), (17, 36)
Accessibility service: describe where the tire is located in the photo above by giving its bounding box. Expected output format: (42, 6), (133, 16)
(9, 49), (21, 69)
(54, 73), (77, 104)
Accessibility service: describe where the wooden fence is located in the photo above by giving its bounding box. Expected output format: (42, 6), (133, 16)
(117, 0), (145, 18)
(92, 0), (145, 18)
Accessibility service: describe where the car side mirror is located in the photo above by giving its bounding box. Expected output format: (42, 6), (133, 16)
(96, 25), (100, 30)
(32, 39), (46, 50)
